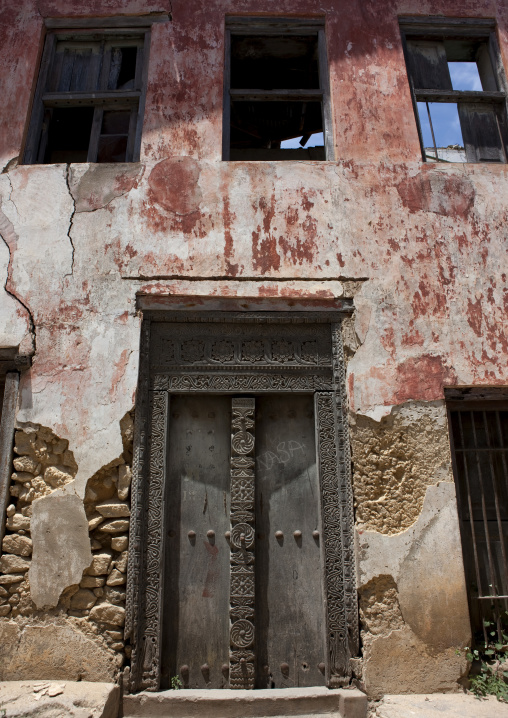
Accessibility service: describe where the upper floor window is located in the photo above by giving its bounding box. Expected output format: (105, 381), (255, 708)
(23, 26), (150, 164)
(223, 17), (333, 161)
(400, 17), (508, 163)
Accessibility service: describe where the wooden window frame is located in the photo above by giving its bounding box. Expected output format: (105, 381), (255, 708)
(399, 16), (508, 163)
(222, 17), (334, 161)
(23, 22), (157, 165)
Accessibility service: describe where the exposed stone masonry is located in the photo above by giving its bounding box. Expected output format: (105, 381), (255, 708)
(0, 412), (134, 675)
(350, 401), (452, 534)
(0, 425), (77, 618)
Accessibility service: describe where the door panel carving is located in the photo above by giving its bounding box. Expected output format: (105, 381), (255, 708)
(229, 398), (256, 689)
(126, 313), (358, 693)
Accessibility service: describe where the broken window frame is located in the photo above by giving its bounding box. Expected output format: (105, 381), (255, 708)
(23, 21), (154, 165)
(222, 17), (334, 161)
(399, 17), (508, 164)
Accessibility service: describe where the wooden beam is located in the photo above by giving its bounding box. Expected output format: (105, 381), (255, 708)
(399, 16), (495, 32)
(42, 89), (141, 105)
(414, 89), (505, 103)
(45, 14), (171, 30)
(230, 89), (323, 101)
(0, 372), (19, 546)
(226, 17), (323, 34)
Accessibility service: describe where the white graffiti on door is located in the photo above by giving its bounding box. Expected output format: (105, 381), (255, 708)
(256, 439), (305, 471)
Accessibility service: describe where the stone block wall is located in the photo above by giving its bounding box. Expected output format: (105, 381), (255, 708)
(0, 412), (134, 682)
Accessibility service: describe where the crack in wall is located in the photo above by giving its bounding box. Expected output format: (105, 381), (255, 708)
(0, 174), (36, 354)
(64, 165), (76, 278)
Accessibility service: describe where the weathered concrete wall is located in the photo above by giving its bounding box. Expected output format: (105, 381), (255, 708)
(0, 0), (507, 697)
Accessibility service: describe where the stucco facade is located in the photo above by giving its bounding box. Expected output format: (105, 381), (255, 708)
(0, 0), (507, 701)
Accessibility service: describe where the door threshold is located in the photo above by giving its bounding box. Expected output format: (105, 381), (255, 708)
(123, 686), (367, 718)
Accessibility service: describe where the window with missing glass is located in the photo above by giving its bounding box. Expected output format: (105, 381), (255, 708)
(223, 18), (333, 161)
(23, 25), (151, 164)
(400, 17), (508, 163)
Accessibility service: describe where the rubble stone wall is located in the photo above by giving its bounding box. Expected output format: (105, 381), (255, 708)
(0, 413), (134, 682)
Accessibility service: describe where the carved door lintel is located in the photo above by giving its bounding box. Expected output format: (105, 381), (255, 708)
(126, 315), (357, 692)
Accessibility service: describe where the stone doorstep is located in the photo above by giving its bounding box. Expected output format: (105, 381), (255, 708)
(122, 687), (368, 718)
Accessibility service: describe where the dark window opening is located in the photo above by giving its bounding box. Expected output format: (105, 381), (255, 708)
(448, 402), (508, 644)
(230, 35), (320, 90)
(43, 106), (94, 164)
(109, 47), (138, 90)
(97, 109), (133, 163)
(223, 19), (333, 161)
(400, 19), (508, 163)
(230, 100), (325, 160)
(24, 30), (147, 165)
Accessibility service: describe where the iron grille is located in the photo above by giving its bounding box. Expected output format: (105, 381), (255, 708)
(448, 404), (508, 643)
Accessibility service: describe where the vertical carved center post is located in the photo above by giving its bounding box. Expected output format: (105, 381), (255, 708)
(229, 398), (256, 689)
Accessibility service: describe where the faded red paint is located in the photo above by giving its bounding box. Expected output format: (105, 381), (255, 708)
(110, 349), (131, 399)
(395, 355), (458, 404)
(223, 195), (239, 276)
(0, 0), (506, 427)
(397, 174), (475, 218)
(148, 157), (202, 215)
(252, 230), (281, 274)
(467, 297), (483, 337)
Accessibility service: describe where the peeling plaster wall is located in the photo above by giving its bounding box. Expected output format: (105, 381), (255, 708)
(0, 0), (507, 697)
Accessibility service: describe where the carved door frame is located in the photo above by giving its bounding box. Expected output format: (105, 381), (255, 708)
(125, 310), (358, 692)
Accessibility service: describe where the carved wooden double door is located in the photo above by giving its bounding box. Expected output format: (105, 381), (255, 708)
(161, 393), (325, 689)
(125, 313), (358, 693)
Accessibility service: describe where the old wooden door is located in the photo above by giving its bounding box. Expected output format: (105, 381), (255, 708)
(160, 393), (326, 690)
(255, 394), (326, 688)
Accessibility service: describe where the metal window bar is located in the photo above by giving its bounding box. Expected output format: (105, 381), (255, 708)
(450, 407), (508, 645)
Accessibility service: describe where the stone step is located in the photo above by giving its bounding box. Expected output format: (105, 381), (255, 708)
(122, 687), (368, 718)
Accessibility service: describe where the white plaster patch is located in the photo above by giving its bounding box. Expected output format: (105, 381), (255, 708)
(357, 482), (459, 585)
(362, 404), (394, 422)
(29, 491), (92, 608)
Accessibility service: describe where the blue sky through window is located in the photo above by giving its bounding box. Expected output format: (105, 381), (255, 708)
(281, 132), (324, 149)
(418, 62), (483, 155)
(417, 102), (464, 148)
(417, 63), (483, 153)
(448, 62), (482, 91)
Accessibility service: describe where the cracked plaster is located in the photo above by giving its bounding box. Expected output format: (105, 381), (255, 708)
(0, 0), (507, 696)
